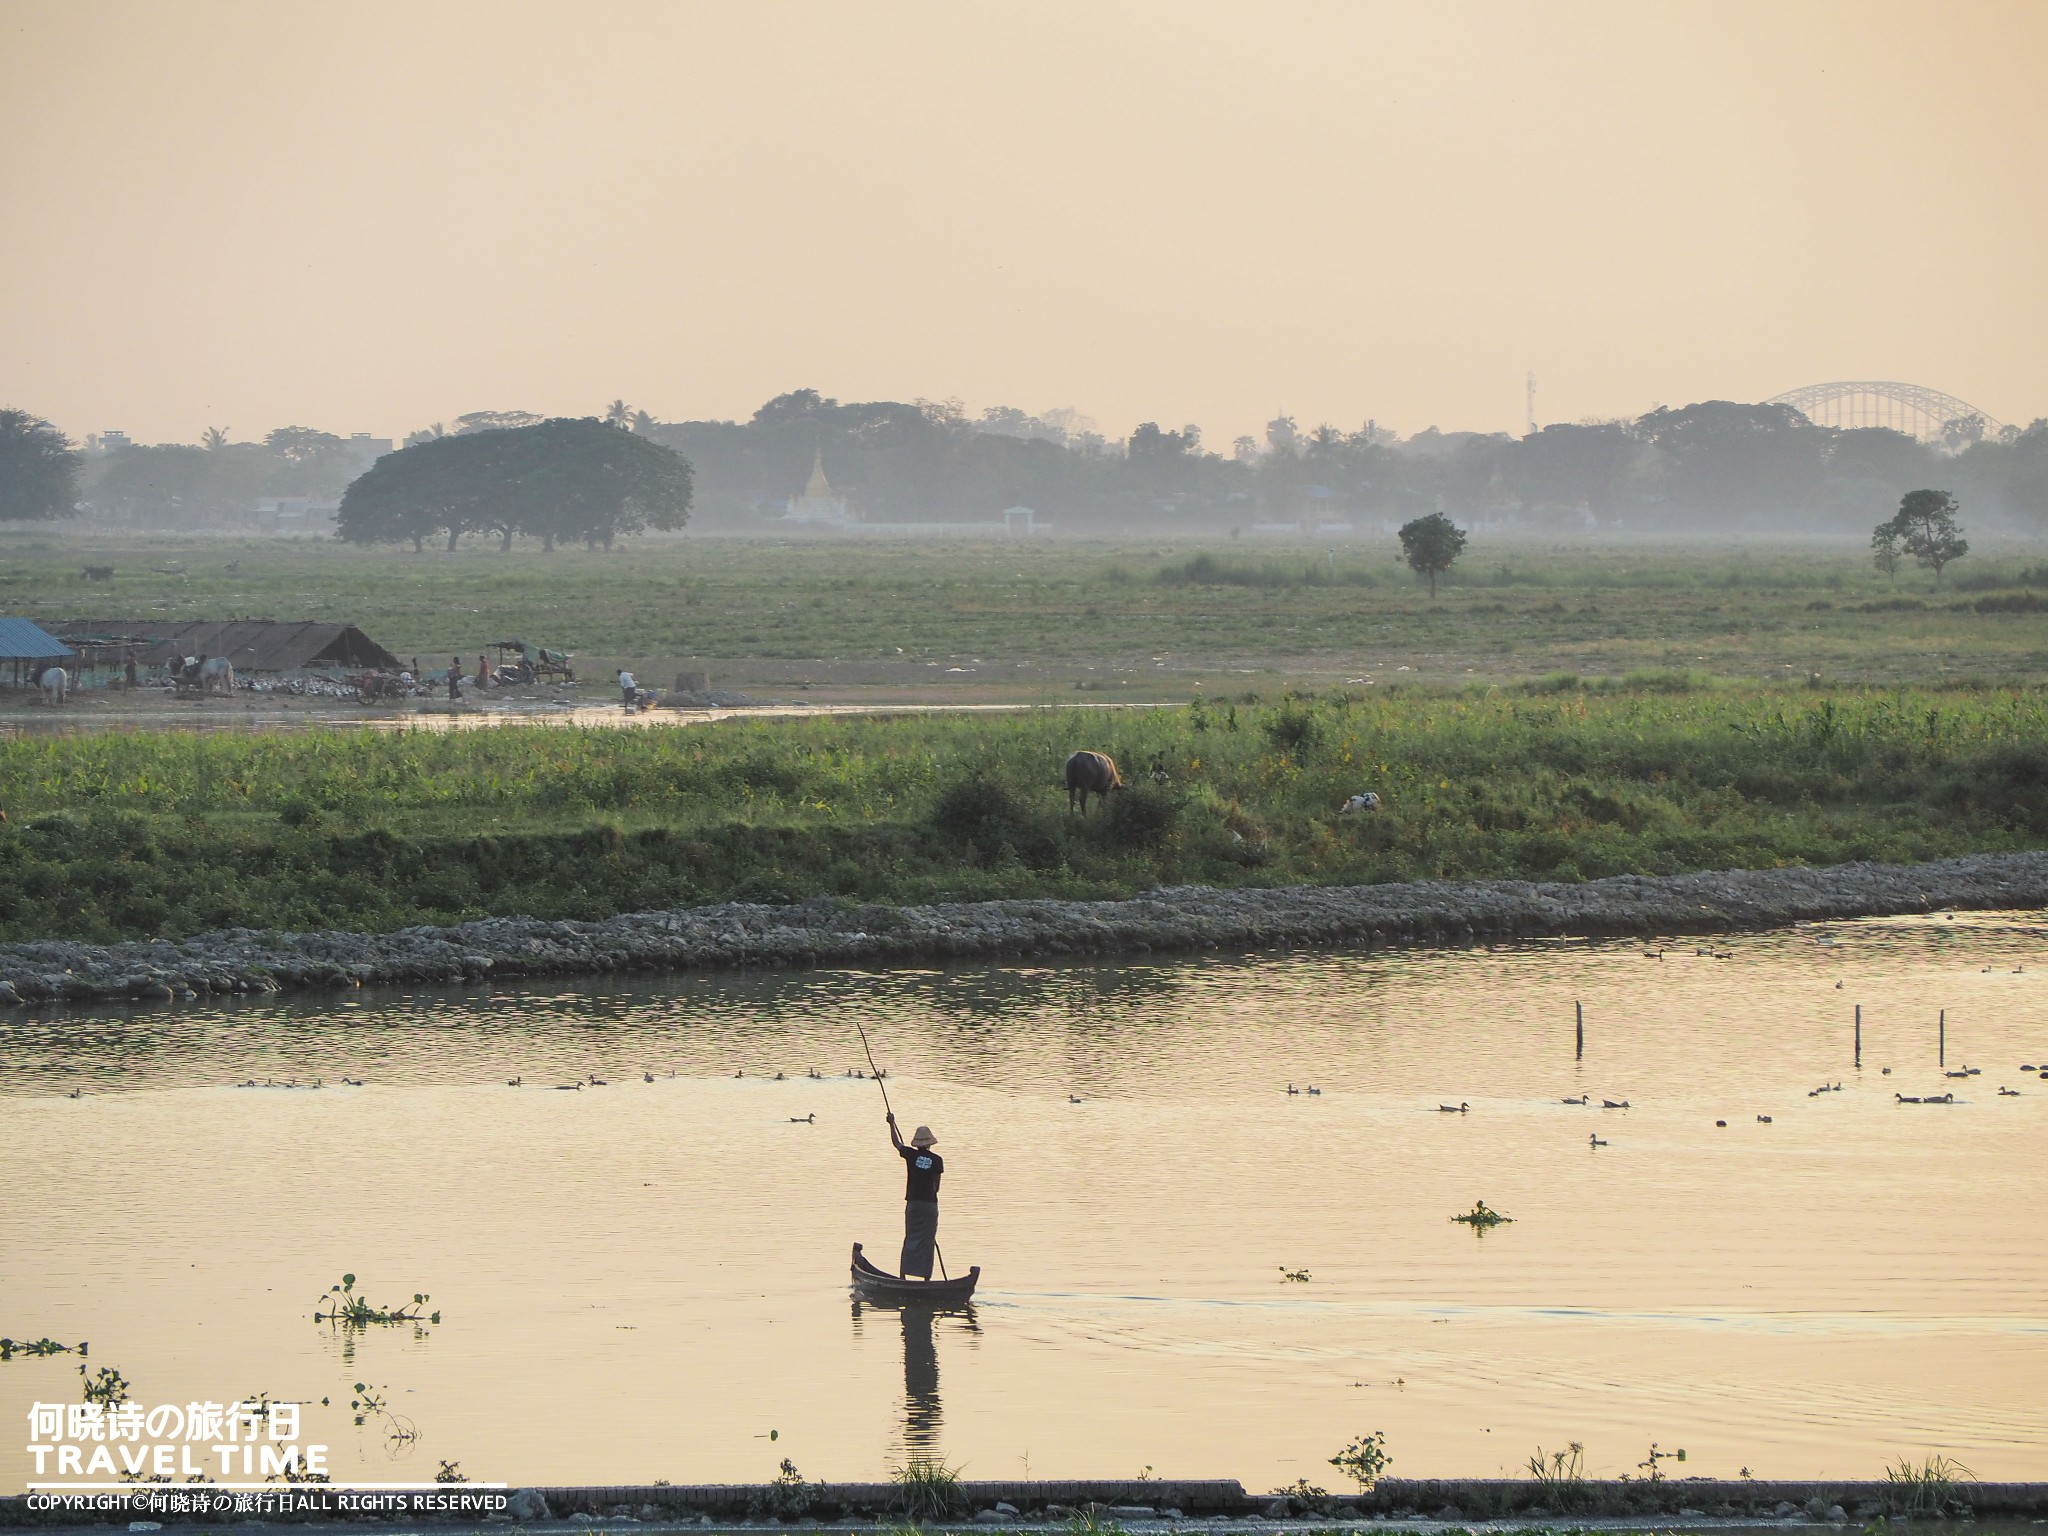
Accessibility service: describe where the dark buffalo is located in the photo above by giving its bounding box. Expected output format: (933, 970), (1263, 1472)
(1064, 750), (1124, 814)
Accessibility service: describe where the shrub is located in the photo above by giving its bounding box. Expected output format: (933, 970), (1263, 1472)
(929, 769), (1054, 864)
(1262, 701), (1322, 761)
(1102, 787), (1180, 851)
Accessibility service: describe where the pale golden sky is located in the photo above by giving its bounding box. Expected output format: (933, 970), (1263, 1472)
(3, 1), (2043, 448)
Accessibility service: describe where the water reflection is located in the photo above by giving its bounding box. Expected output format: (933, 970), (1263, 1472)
(4, 912), (2048, 1487)
(852, 1298), (980, 1459)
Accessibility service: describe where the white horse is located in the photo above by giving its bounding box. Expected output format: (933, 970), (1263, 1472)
(198, 657), (236, 695)
(38, 666), (69, 705)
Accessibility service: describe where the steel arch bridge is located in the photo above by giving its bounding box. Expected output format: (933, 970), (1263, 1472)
(1765, 381), (2006, 444)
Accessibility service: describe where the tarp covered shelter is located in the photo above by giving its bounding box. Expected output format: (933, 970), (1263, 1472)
(0, 617), (75, 688)
(51, 619), (401, 674)
(0, 617), (75, 661)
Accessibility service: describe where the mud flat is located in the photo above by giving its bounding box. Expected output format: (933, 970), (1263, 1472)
(4, 851), (2047, 1011)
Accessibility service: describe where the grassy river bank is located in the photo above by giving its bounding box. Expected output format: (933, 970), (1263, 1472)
(4, 678), (2048, 943)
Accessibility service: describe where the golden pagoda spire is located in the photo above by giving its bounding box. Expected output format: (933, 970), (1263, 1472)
(805, 445), (832, 499)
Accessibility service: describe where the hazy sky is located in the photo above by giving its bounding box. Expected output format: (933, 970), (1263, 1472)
(3, 1), (2043, 448)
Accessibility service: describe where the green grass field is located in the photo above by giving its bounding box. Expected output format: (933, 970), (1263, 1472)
(3, 681), (2046, 942)
(5, 531), (2048, 695)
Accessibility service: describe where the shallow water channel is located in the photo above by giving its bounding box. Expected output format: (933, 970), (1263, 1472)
(3, 914), (2044, 1491)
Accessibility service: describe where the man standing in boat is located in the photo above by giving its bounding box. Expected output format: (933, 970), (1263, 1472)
(887, 1113), (943, 1279)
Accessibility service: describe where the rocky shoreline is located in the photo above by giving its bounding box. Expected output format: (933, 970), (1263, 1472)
(4, 851), (2047, 1011)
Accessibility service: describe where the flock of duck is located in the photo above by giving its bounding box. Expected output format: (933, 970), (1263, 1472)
(1269, 1052), (2037, 1150)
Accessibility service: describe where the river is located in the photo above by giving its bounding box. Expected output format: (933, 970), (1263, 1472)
(2, 912), (2043, 1491)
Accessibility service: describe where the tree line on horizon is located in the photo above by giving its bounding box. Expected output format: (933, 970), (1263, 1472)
(4, 392), (2047, 538)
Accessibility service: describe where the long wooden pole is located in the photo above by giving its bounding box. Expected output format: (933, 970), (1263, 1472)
(854, 1019), (948, 1281)
(854, 1017), (895, 1120)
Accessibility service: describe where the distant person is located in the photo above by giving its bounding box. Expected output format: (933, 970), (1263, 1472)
(886, 1113), (943, 1280)
(447, 657), (463, 701)
(477, 652), (494, 688)
(122, 651), (138, 690)
(618, 668), (637, 708)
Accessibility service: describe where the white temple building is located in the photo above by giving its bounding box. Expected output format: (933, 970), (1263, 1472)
(781, 447), (856, 526)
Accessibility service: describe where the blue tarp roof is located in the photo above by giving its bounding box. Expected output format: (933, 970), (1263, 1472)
(0, 617), (75, 660)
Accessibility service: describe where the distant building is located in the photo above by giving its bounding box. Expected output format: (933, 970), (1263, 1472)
(781, 447), (855, 526)
(344, 433), (393, 470)
(82, 431), (132, 457)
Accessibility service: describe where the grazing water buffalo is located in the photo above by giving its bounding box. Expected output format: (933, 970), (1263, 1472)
(1340, 792), (1381, 813)
(1064, 750), (1124, 814)
(38, 667), (68, 705)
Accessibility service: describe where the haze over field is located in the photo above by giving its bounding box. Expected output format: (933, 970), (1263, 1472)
(3, 0), (2045, 448)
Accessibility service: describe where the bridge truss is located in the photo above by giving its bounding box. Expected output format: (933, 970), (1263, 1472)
(1765, 381), (2006, 445)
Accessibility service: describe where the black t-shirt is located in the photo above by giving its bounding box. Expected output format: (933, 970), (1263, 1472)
(898, 1143), (943, 1201)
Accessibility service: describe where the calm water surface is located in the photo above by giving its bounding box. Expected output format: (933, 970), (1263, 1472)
(3, 914), (2045, 1489)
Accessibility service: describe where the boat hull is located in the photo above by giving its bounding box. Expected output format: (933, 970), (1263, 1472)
(850, 1242), (980, 1305)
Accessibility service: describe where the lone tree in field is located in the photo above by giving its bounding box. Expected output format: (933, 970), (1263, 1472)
(0, 408), (80, 522)
(1870, 521), (1903, 586)
(337, 417), (692, 552)
(1397, 512), (1468, 597)
(1877, 489), (1968, 587)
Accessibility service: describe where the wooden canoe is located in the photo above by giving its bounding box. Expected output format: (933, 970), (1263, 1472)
(850, 1242), (980, 1305)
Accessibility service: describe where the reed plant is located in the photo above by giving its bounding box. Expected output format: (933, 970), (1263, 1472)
(889, 1454), (964, 1523)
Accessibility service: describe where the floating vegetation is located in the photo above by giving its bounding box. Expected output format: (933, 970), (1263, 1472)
(314, 1273), (441, 1327)
(891, 1453), (965, 1522)
(435, 1461), (469, 1485)
(1328, 1430), (1392, 1491)
(347, 1381), (418, 1444)
(1278, 1266), (1311, 1283)
(235, 1392), (286, 1425)
(80, 1365), (130, 1405)
(1451, 1200), (1513, 1229)
(0, 1337), (85, 1361)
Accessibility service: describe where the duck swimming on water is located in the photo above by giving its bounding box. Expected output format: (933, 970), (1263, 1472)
(1588, 1133), (1607, 1147)
(1561, 1094), (1588, 1105)
(1438, 1102), (1470, 1113)
(1602, 1099), (1631, 1109)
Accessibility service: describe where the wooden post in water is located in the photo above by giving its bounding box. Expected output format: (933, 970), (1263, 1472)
(1939, 1009), (1946, 1067)
(1575, 1001), (1584, 1060)
(1854, 1004), (1861, 1069)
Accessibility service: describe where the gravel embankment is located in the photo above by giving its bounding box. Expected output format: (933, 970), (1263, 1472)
(4, 852), (2047, 1010)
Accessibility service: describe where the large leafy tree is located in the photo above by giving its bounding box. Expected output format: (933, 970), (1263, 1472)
(336, 417), (693, 552)
(1881, 489), (1968, 586)
(1631, 400), (1828, 522)
(0, 408), (81, 522)
(1397, 511), (1468, 597)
